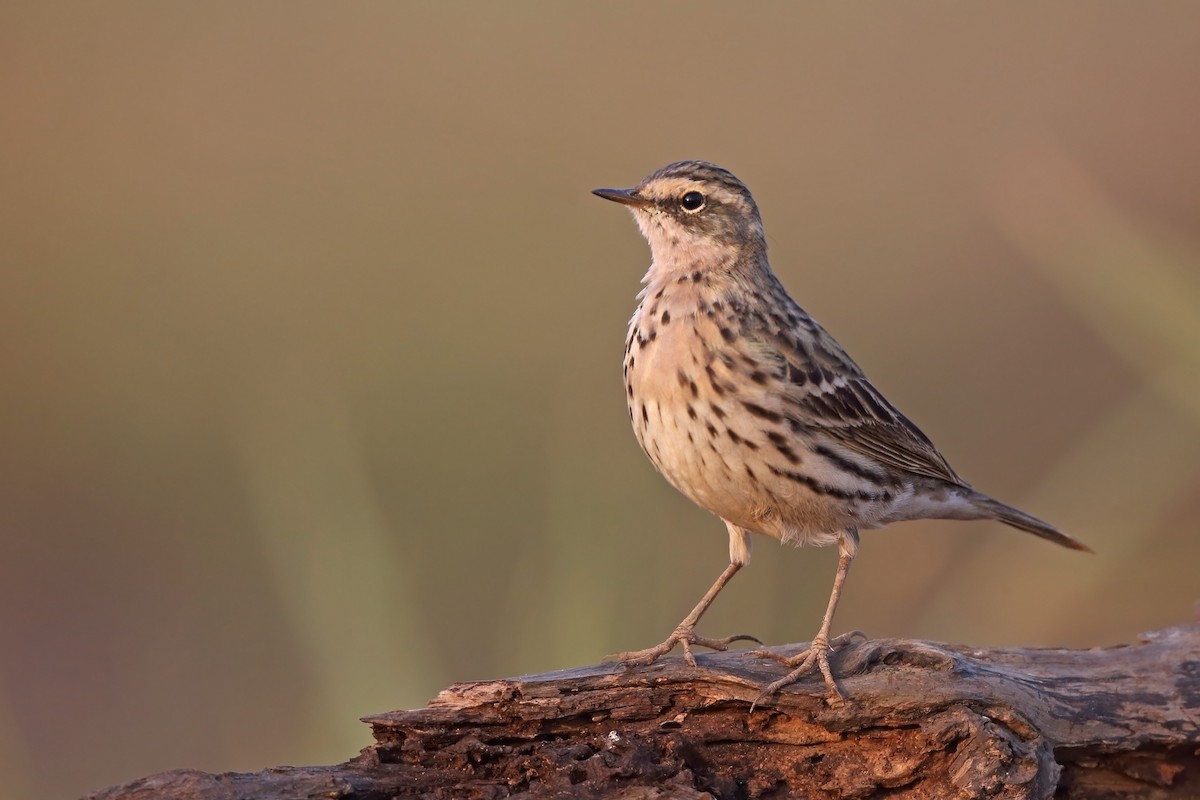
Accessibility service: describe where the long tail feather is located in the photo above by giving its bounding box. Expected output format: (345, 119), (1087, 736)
(969, 492), (1093, 553)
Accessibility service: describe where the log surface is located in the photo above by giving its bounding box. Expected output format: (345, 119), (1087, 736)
(87, 624), (1200, 799)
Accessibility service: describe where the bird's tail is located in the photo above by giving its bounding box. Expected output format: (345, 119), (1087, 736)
(968, 492), (1093, 553)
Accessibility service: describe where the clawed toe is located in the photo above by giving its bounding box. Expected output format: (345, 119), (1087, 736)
(609, 628), (761, 668)
(606, 641), (675, 667)
(749, 647), (792, 666)
(752, 629), (865, 666)
(750, 630), (866, 710)
(691, 632), (761, 651)
(751, 646), (838, 711)
(835, 629), (868, 647)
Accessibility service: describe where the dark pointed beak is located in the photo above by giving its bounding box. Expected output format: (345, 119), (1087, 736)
(592, 187), (651, 208)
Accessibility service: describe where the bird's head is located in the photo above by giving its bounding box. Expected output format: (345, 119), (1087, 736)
(594, 161), (765, 274)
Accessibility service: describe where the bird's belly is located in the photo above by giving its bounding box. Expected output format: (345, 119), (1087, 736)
(626, 335), (863, 547)
(633, 392), (763, 523)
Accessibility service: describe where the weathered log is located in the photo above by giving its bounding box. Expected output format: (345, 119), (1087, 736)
(86, 623), (1200, 799)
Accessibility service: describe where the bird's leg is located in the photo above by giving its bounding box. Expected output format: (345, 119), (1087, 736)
(753, 529), (865, 706)
(609, 561), (760, 667)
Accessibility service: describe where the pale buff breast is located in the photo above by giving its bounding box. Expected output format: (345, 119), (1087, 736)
(623, 284), (855, 548)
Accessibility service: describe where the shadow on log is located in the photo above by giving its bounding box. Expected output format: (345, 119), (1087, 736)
(88, 623), (1200, 799)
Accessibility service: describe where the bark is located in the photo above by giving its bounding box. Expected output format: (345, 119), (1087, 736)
(86, 623), (1200, 799)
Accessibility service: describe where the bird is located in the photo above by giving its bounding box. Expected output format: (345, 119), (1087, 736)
(592, 160), (1091, 705)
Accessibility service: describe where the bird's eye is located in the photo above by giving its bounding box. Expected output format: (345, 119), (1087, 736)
(678, 191), (706, 213)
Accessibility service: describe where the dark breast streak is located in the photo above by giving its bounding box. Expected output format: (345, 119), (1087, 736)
(624, 276), (899, 544)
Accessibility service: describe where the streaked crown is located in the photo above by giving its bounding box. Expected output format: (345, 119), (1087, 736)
(594, 161), (766, 259)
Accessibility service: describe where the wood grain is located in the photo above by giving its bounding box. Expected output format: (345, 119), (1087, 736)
(86, 623), (1200, 799)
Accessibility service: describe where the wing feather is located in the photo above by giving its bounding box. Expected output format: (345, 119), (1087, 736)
(754, 321), (966, 486)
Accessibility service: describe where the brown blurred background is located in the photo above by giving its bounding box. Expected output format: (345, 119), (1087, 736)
(2, 4), (1199, 797)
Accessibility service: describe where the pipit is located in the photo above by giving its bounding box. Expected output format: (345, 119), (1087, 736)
(593, 160), (1091, 705)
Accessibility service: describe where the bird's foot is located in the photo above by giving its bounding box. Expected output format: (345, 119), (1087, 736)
(751, 630), (866, 709)
(609, 625), (761, 668)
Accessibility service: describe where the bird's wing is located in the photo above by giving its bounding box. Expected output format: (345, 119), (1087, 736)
(752, 321), (967, 486)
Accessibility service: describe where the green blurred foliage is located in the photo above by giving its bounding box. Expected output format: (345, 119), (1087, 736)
(1, 3), (1198, 798)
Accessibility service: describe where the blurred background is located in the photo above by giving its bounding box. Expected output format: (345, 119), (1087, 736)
(2, 3), (1198, 798)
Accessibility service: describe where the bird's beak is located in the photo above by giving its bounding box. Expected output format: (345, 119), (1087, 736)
(592, 187), (651, 208)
